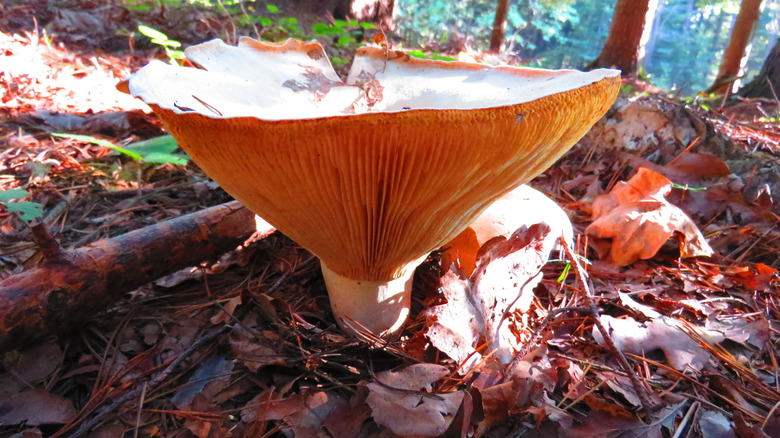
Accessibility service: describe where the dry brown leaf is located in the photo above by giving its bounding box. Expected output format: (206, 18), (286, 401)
(366, 364), (464, 437)
(0, 388), (77, 426)
(171, 356), (234, 409)
(586, 167), (713, 266)
(229, 312), (287, 372)
(373, 363), (450, 390)
(424, 225), (550, 372)
(662, 152), (731, 184)
(561, 405), (680, 438)
(474, 376), (547, 436)
(242, 390), (358, 437)
(593, 314), (720, 371)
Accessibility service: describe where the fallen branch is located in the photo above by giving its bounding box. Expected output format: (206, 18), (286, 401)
(0, 201), (260, 353)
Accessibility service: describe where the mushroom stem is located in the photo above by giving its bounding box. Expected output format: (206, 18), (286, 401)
(320, 258), (425, 337)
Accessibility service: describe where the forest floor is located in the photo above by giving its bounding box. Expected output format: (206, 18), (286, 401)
(1, 1), (780, 437)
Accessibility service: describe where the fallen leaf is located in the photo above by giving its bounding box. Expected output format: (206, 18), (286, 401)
(662, 152), (731, 184)
(440, 185), (571, 277)
(562, 404), (680, 438)
(593, 314), (719, 371)
(0, 388), (77, 426)
(171, 356), (234, 409)
(422, 271), (483, 372)
(210, 294), (242, 324)
(366, 364), (464, 437)
(586, 167), (713, 266)
(698, 409), (736, 438)
(229, 312), (287, 372)
(424, 225), (550, 373)
(373, 363), (450, 391)
(242, 390), (359, 438)
(1, 342), (62, 392)
(474, 376), (546, 436)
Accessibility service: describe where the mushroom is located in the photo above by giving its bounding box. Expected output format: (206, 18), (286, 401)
(121, 38), (620, 337)
(440, 184), (574, 278)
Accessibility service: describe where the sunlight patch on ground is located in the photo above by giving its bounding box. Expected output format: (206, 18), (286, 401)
(0, 31), (149, 114)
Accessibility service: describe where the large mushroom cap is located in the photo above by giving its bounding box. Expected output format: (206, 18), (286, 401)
(123, 38), (619, 334)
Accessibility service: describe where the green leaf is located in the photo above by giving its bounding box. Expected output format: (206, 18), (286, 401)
(430, 54), (456, 61)
(556, 263), (571, 282)
(266, 4), (280, 13)
(312, 22), (330, 35)
(52, 133), (144, 161)
(141, 152), (190, 165)
(0, 189), (29, 203)
(156, 38), (182, 48)
(138, 25), (169, 41)
(336, 36), (356, 46)
(6, 201), (44, 221)
(258, 17), (273, 26)
(122, 135), (189, 165)
(359, 22), (377, 29)
(124, 135), (179, 155)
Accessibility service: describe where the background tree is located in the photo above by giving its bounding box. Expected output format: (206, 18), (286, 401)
(587, 0), (657, 75)
(738, 37), (780, 98)
(394, 0), (780, 94)
(709, 0), (764, 95)
(489, 0), (511, 52)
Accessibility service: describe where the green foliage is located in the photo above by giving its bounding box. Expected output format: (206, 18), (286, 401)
(137, 25), (185, 64)
(407, 50), (456, 61)
(0, 189), (43, 222)
(124, 0), (151, 12)
(52, 134), (189, 165)
(395, 0), (780, 95)
(396, 0), (582, 59)
(122, 136), (190, 165)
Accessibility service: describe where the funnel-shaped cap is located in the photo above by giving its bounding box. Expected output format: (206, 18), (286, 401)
(123, 38), (619, 334)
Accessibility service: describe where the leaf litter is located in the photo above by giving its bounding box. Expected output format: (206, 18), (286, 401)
(1, 2), (780, 437)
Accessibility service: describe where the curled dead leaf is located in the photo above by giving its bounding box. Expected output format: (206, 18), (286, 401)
(424, 225), (551, 373)
(586, 167), (713, 266)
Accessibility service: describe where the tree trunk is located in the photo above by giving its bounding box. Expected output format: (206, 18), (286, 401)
(587, 0), (655, 75)
(343, 0), (395, 29)
(739, 37), (780, 98)
(489, 0), (511, 53)
(710, 0), (764, 95)
(0, 201), (263, 353)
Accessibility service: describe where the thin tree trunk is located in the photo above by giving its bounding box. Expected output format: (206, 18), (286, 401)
(489, 0), (511, 53)
(0, 201), (263, 353)
(709, 0), (764, 95)
(739, 37), (780, 98)
(587, 0), (655, 75)
(641, 0), (664, 67)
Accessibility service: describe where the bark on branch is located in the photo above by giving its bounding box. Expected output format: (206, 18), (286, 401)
(0, 201), (258, 353)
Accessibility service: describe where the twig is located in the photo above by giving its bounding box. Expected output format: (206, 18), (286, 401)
(559, 238), (664, 417)
(133, 381), (147, 438)
(65, 325), (230, 438)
